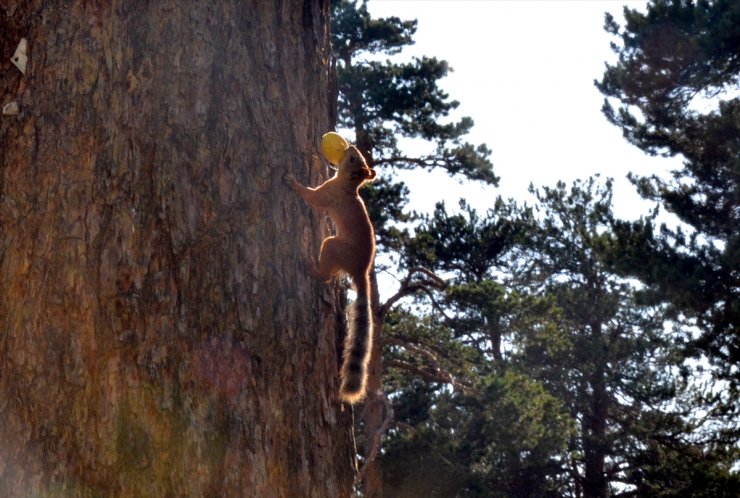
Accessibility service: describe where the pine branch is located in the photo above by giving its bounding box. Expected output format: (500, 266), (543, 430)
(384, 336), (475, 393)
(379, 266), (447, 319)
(373, 155), (449, 169)
(384, 358), (474, 394)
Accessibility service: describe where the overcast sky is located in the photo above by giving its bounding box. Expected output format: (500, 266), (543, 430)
(365, 0), (682, 220)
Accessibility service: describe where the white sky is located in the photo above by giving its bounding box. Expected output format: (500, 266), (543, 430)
(365, 0), (682, 220)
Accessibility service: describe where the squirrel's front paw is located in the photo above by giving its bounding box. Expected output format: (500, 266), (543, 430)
(283, 173), (298, 188)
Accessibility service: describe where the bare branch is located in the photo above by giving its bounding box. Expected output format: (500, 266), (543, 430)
(385, 359), (475, 394)
(373, 155), (450, 169)
(390, 333), (458, 360)
(407, 266), (447, 287)
(384, 336), (476, 393)
(379, 266), (447, 319)
(383, 336), (440, 364)
(417, 283), (453, 320)
(354, 392), (395, 487)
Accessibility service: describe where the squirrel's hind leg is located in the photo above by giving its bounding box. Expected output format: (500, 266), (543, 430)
(308, 236), (343, 282)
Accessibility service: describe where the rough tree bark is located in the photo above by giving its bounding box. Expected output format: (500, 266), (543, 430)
(0, 1), (355, 496)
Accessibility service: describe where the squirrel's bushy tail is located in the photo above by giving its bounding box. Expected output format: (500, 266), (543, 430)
(340, 274), (373, 403)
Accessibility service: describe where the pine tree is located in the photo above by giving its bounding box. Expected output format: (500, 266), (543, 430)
(596, 0), (740, 389)
(331, 1), (497, 183)
(385, 178), (739, 497)
(383, 197), (572, 497)
(329, 1), (496, 494)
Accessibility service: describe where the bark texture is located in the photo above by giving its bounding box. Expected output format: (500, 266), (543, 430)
(0, 1), (354, 496)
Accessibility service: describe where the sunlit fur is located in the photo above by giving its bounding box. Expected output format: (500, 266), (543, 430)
(340, 274), (373, 402)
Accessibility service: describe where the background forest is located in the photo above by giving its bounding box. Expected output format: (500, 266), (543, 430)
(332, 0), (739, 496)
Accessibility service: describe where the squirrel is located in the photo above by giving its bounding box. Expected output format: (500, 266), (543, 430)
(284, 139), (377, 404)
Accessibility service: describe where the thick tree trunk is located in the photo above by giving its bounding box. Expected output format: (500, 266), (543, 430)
(0, 1), (354, 497)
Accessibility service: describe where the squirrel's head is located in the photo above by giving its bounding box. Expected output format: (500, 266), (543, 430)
(338, 146), (376, 184)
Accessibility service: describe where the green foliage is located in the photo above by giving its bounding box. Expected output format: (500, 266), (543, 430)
(382, 372), (573, 498)
(626, 436), (740, 497)
(523, 179), (689, 495)
(383, 309), (477, 392)
(407, 199), (525, 280)
(381, 177), (739, 496)
(361, 176), (412, 252)
(331, 0), (416, 61)
(463, 372), (574, 497)
(597, 0), (740, 385)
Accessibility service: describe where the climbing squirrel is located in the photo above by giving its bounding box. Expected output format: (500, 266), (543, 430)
(284, 134), (376, 404)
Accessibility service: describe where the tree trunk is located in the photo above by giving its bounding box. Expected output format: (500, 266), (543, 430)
(362, 271), (385, 498)
(0, 1), (354, 496)
(582, 324), (608, 498)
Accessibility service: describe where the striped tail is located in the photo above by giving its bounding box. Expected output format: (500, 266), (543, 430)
(339, 273), (373, 403)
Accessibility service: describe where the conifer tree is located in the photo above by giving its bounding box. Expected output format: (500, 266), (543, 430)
(329, 1), (496, 494)
(597, 0), (740, 389)
(386, 178), (738, 497)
